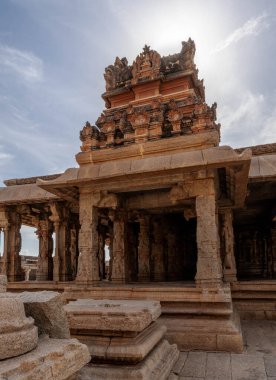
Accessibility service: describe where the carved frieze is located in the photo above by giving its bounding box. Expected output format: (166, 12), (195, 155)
(80, 121), (100, 151)
(129, 107), (150, 142)
(166, 99), (183, 135)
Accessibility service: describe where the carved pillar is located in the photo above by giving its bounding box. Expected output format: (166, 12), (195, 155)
(76, 191), (100, 285)
(167, 232), (177, 280)
(271, 222), (276, 279)
(98, 225), (106, 280)
(50, 202), (73, 282)
(220, 209), (237, 283)
(1, 209), (23, 282)
(195, 194), (222, 287)
(111, 211), (126, 283)
(52, 221), (60, 282)
(13, 213), (23, 282)
(126, 222), (138, 282)
(152, 218), (165, 281)
(59, 209), (72, 282)
(108, 224), (113, 281)
(70, 227), (78, 280)
(138, 215), (150, 282)
(36, 219), (53, 281)
(0, 226), (9, 276)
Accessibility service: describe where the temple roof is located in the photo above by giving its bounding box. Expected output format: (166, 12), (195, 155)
(37, 146), (251, 208)
(0, 183), (58, 205)
(1, 146), (274, 208)
(248, 154), (276, 181)
(3, 174), (62, 187)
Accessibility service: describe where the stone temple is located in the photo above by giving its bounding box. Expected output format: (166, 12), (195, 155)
(0, 39), (275, 354)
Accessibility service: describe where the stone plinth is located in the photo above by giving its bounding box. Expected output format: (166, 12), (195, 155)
(74, 321), (167, 364)
(0, 335), (91, 380)
(64, 299), (161, 334)
(65, 299), (179, 379)
(78, 339), (179, 380)
(0, 296), (38, 360)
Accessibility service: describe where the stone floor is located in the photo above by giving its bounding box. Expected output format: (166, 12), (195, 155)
(170, 320), (276, 380)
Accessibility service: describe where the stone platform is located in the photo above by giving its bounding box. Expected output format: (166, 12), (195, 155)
(169, 320), (276, 380)
(63, 282), (244, 353)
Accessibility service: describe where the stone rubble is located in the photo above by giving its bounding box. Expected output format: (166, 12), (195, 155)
(0, 278), (90, 380)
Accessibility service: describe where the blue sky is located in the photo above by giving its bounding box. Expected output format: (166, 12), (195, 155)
(0, 0), (276, 255)
(1, 0), (276, 186)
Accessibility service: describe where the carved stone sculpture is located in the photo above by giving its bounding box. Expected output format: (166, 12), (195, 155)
(131, 45), (161, 84)
(104, 57), (132, 91)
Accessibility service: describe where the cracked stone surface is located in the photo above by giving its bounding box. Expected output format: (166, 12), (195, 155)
(0, 335), (91, 380)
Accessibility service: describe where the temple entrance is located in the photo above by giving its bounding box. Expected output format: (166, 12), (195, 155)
(125, 212), (197, 283)
(163, 213), (197, 281)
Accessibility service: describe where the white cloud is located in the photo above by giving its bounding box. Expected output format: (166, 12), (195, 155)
(0, 44), (43, 83)
(214, 13), (269, 52)
(0, 152), (13, 161)
(0, 144), (14, 167)
(219, 90), (276, 147)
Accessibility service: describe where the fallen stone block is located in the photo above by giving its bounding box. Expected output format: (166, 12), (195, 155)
(18, 290), (70, 339)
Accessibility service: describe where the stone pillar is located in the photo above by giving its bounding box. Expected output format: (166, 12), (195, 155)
(70, 227), (78, 280)
(138, 215), (150, 282)
(167, 232), (177, 280)
(50, 202), (72, 282)
(98, 225), (106, 280)
(111, 212), (126, 283)
(36, 219), (53, 281)
(0, 225), (9, 276)
(152, 218), (165, 281)
(108, 224), (113, 281)
(126, 222), (138, 282)
(76, 191), (100, 285)
(52, 221), (60, 282)
(195, 194), (222, 287)
(221, 209), (237, 283)
(1, 209), (23, 282)
(59, 211), (72, 282)
(271, 222), (276, 278)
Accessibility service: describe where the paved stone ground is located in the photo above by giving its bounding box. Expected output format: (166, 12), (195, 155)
(170, 320), (276, 380)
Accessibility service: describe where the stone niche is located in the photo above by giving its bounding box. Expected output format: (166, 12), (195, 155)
(65, 299), (179, 380)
